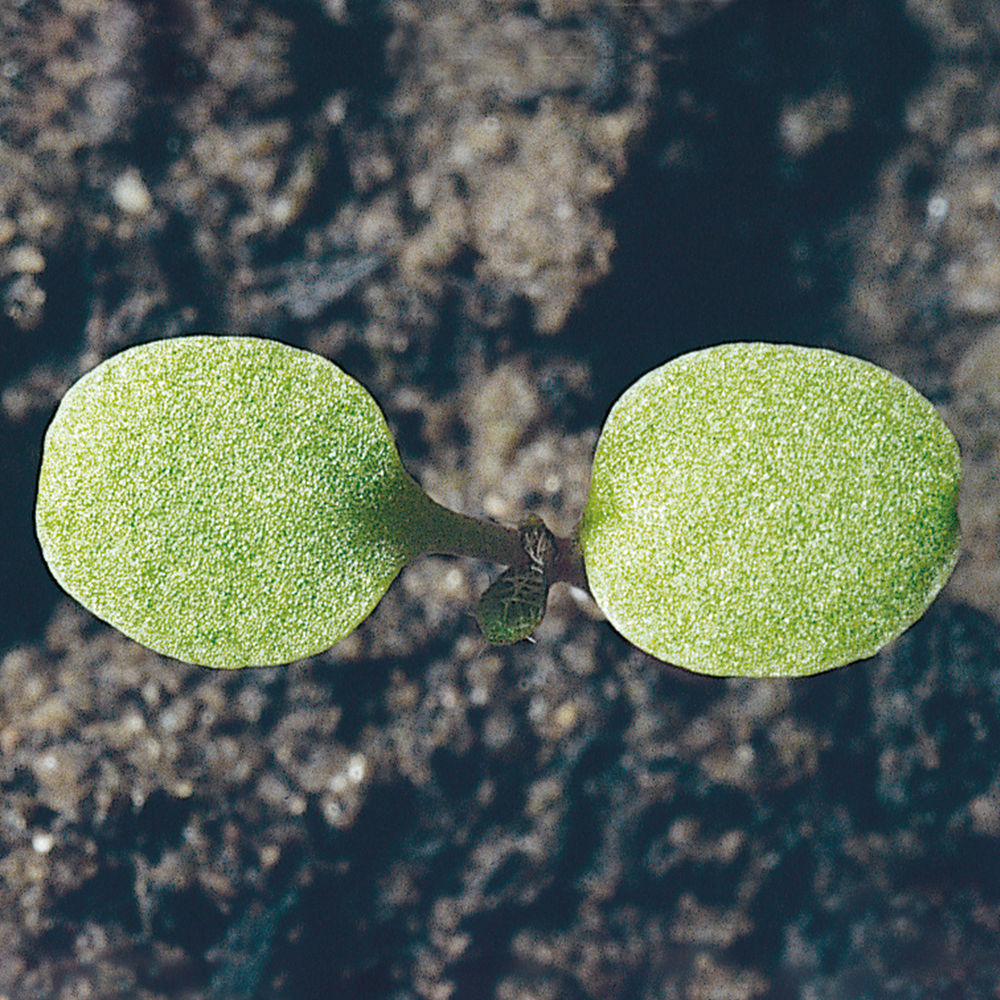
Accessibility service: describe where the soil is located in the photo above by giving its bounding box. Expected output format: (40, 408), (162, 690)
(3, 1), (1000, 998)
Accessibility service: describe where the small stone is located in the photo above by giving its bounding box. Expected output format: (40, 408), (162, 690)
(111, 169), (153, 215)
(7, 245), (44, 273)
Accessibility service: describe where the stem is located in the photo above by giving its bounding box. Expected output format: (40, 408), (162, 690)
(550, 533), (587, 589)
(395, 473), (588, 587)
(398, 475), (524, 565)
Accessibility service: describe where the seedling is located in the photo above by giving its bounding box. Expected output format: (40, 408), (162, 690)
(36, 336), (961, 676)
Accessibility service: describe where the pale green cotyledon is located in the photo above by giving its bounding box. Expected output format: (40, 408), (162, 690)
(579, 342), (962, 677)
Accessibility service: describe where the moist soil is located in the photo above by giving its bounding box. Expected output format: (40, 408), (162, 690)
(3, 1), (1000, 997)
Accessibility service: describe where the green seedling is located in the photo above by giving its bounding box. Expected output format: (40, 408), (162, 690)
(36, 336), (961, 676)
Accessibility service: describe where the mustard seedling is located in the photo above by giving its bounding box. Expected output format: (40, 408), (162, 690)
(36, 336), (961, 676)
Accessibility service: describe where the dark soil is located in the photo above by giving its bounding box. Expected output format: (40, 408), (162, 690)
(3, 1), (999, 997)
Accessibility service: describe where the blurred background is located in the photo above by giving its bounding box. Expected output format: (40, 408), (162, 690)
(3, 0), (1000, 997)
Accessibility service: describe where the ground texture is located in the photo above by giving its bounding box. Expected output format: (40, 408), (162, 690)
(3, 1), (1000, 997)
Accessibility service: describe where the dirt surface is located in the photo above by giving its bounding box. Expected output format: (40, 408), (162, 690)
(3, 1), (1000, 997)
